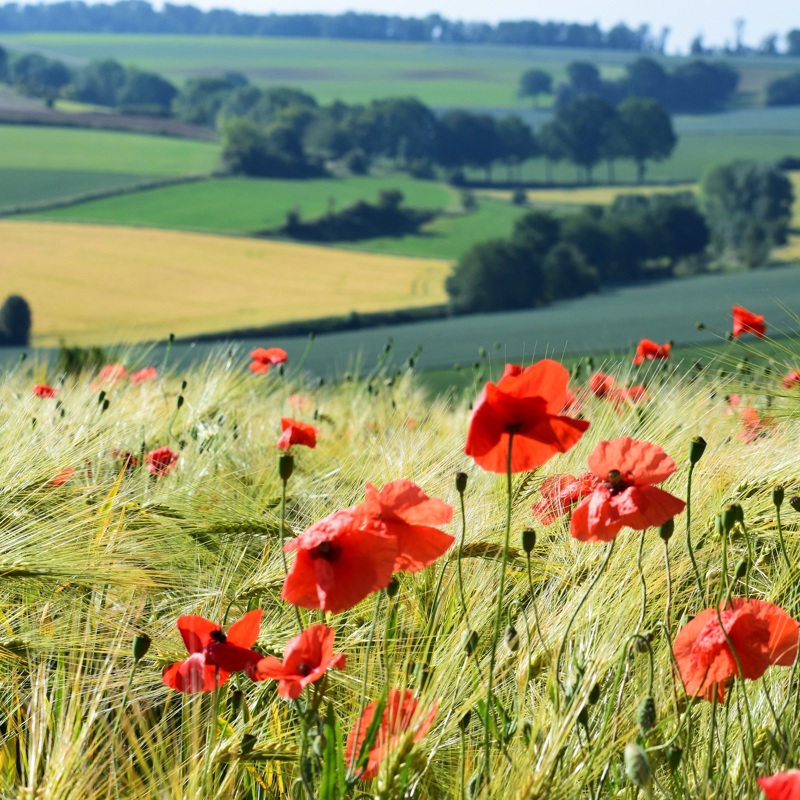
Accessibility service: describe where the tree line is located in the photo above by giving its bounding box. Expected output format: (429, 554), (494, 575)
(520, 57), (740, 114)
(447, 159), (794, 314)
(0, 3), (658, 50)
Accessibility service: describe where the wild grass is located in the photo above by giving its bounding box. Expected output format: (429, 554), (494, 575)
(0, 329), (799, 798)
(0, 220), (450, 347)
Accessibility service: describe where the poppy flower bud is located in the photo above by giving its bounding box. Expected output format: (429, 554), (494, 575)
(278, 454), (294, 482)
(462, 629), (478, 656)
(658, 518), (674, 542)
(666, 745), (683, 771)
(386, 576), (400, 598)
(721, 505), (739, 535)
(230, 690), (244, 717)
(637, 696), (656, 734)
(101, 398), (110, 413)
(521, 528), (536, 554)
(132, 633), (151, 662)
(176, 395), (184, 409)
(455, 471), (468, 494)
(97, 390), (106, 404)
(735, 558), (748, 580)
(688, 436), (707, 465)
(624, 742), (652, 790)
(588, 683), (601, 705)
(505, 625), (519, 652)
(790, 496), (800, 514)
(240, 733), (257, 755)
(521, 719), (533, 745)
(459, 709), (471, 731)
(773, 486), (785, 509)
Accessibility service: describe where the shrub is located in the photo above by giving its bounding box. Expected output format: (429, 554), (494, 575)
(0, 294), (32, 346)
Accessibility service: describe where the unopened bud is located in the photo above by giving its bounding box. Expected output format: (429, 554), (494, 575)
(505, 625), (519, 652)
(790, 496), (800, 513)
(773, 486), (785, 508)
(666, 745), (683, 771)
(459, 709), (471, 730)
(176, 395), (184, 409)
(522, 528), (536, 554)
(688, 436), (707, 465)
(659, 518), (674, 542)
(278, 454), (294, 482)
(386, 576), (400, 598)
(637, 696), (656, 734)
(735, 558), (748, 580)
(240, 733), (257, 755)
(624, 742), (652, 789)
(462, 630), (478, 656)
(132, 633), (151, 662)
(455, 472), (468, 494)
(721, 505), (739, 534)
(588, 683), (601, 705)
(230, 690), (243, 716)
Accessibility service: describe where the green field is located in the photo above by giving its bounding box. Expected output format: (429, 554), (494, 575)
(6, 33), (800, 108)
(25, 175), (458, 234)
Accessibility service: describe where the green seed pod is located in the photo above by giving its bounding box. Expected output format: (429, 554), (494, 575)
(462, 630), (478, 657)
(522, 528), (536, 554)
(505, 625), (519, 652)
(773, 486), (785, 509)
(624, 742), (652, 789)
(722, 505), (739, 535)
(688, 436), (707, 465)
(278, 454), (294, 482)
(132, 633), (151, 662)
(455, 471), (468, 494)
(637, 696), (656, 734)
(735, 558), (748, 580)
(666, 745), (683, 771)
(659, 518), (675, 542)
(385, 576), (400, 598)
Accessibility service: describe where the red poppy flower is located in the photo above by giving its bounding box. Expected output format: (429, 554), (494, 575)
(465, 360), (590, 474)
(145, 446), (179, 476)
(33, 384), (57, 399)
(49, 467), (74, 487)
(91, 364), (128, 391)
(532, 472), (601, 526)
(781, 370), (800, 390)
(162, 610), (263, 694)
(589, 372), (615, 398)
(732, 305), (766, 339)
(673, 598), (798, 702)
(570, 437), (686, 542)
(345, 689), (438, 780)
(633, 339), (671, 366)
(249, 347), (288, 374)
(361, 480), (454, 572)
(757, 770), (800, 800)
(250, 624), (345, 699)
(739, 407), (776, 443)
(277, 417), (319, 450)
(282, 508), (397, 613)
(130, 367), (158, 384)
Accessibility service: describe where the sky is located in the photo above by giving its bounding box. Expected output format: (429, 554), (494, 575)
(151, 0), (796, 54)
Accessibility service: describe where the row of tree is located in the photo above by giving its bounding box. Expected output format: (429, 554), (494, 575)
(446, 159), (794, 315)
(766, 71), (800, 106)
(520, 57), (740, 113)
(447, 192), (709, 313)
(209, 84), (677, 184)
(0, 3), (660, 50)
(0, 46), (177, 112)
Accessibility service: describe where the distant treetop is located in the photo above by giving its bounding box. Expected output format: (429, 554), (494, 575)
(0, 2), (657, 50)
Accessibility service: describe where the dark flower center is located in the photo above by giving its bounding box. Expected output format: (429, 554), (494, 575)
(210, 630), (227, 644)
(309, 541), (343, 562)
(297, 662), (312, 676)
(605, 469), (630, 496)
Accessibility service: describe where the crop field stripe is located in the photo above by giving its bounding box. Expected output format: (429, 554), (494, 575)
(0, 124), (218, 174)
(1, 220), (450, 346)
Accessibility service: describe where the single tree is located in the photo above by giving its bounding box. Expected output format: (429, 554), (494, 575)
(518, 68), (552, 106)
(551, 95), (618, 183)
(0, 295), (32, 346)
(616, 97), (676, 183)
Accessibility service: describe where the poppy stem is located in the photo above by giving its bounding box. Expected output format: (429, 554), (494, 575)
(456, 478), (484, 683)
(636, 529), (647, 634)
(685, 462), (705, 597)
(775, 504), (792, 572)
(525, 554), (547, 653)
(483, 432), (515, 787)
(555, 539), (616, 703)
(276, 473), (304, 632)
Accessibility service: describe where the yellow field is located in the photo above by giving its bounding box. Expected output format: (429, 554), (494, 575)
(479, 183), (697, 206)
(1, 221), (450, 346)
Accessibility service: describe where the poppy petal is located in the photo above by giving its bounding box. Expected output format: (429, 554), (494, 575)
(177, 616), (219, 654)
(227, 608), (262, 648)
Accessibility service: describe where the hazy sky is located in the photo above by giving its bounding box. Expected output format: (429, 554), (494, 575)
(159, 0), (796, 53)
